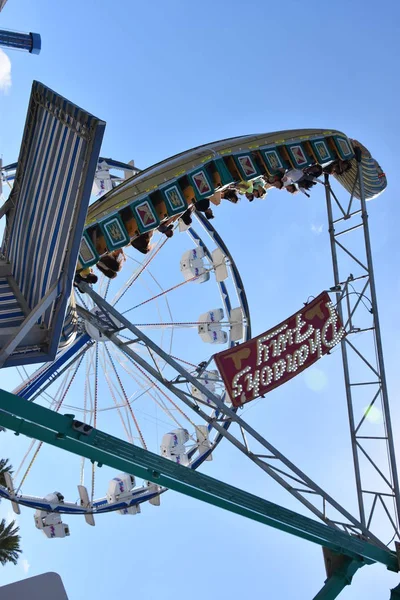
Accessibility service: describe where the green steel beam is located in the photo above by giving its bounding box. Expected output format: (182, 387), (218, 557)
(391, 584), (400, 599)
(313, 556), (363, 599)
(0, 387), (398, 574)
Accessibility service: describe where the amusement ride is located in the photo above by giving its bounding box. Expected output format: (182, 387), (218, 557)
(0, 79), (398, 599)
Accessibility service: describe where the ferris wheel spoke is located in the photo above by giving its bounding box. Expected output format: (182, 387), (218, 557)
(108, 345), (156, 400)
(16, 364), (30, 382)
(155, 393), (197, 442)
(90, 344), (100, 503)
(80, 357), (91, 487)
(122, 273), (208, 316)
(13, 439), (37, 482)
(118, 361), (192, 433)
(111, 257), (175, 326)
(125, 320), (231, 329)
(114, 339), (168, 376)
(168, 354), (199, 369)
(130, 355), (200, 436)
(124, 253), (175, 354)
(16, 353), (85, 492)
(103, 277), (112, 301)
(29, 342), (93, 404)
(76, 289), (89, 310)
(104, 344), (147, 450)
(107, 343), (197, 438)
(113, 338), (171, 385)
(112, 236), (168, 308)
(85, 346), (99, 424)
(98, 345), (134, 443)
(16, 441), (44, 493)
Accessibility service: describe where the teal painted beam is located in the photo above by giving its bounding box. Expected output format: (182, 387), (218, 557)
(391, 584), (400, 599)
(0, 387), (398, 573)
(312, 557), (363, 599)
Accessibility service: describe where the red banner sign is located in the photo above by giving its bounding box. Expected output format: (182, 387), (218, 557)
(214, 291), (344, 407)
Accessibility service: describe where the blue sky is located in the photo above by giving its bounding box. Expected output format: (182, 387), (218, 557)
(1, 0), (400, 598)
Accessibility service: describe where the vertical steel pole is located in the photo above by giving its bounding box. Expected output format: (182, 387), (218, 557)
(324, 174), (366, 527)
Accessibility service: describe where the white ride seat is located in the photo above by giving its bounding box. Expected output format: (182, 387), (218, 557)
(160, 428), (190, 466)
(195, 424), (213, 460)
(106, 474), (140, 515)
(34, 492), (70, 538)
(191, 369), (220, 406)
(180, 248), (210, 284)
(198, 309), (227, 344)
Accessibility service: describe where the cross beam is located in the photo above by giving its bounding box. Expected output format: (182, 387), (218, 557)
(0, 387), (397, 578)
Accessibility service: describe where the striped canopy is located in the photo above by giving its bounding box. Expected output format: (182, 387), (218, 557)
(0, 81), (105, 367)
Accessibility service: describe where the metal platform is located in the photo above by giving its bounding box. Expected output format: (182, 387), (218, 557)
(0, 81), (105, 367)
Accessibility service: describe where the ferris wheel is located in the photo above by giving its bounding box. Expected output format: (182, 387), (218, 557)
(1, 160), (250, 536)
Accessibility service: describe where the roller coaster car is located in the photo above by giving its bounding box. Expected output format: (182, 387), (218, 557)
(77, 130), (387, 279)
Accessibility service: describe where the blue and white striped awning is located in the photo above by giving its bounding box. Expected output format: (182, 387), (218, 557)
(0, 81), (105, 367)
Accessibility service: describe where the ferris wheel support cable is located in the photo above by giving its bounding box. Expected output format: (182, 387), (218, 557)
(76, 295), (385, 548)
(100, 346), (134, 444)
(122, 271), (210, 316)
(91, 344), (99, 502)
(16, 353), (85, 492)
(106, 338), (206, 444)
(112, 235), (169, 308)
(81, 354), (90, 486)
(13, 439), (36, 483)
(168, 354), (200, 368)
(28, 341), (94, 403)
(122, 253), (176, 338)
(104, 277), (112, 302)
(104, 344), (147, 449)
(129, 356), (204, 442)
(108, 344), (157, 399)
(80, 347), (99, 484)
(106, 345), (191, 434)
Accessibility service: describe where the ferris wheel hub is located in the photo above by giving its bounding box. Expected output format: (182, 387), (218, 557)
(84, 308), (121, 342)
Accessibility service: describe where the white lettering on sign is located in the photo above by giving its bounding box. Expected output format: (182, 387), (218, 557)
(232, 301), (344, 403)
(232, 366), (251, 399)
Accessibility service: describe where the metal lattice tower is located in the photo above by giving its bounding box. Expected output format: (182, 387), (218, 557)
(324, 161), (400, 544)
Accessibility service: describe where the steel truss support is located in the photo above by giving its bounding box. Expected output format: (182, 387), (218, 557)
(71, 284), (386, 548)
(391, 583), (400, 599)
(324, 159), (400, 545)
(313, 553), (363, 600)
(0, 387), (397, 581)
